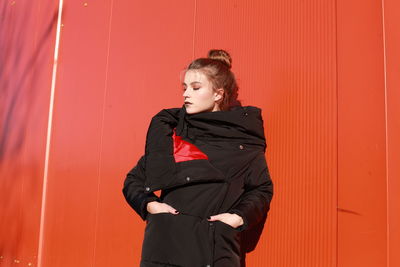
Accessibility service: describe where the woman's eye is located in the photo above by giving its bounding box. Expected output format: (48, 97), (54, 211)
(182, 87), (199, 91)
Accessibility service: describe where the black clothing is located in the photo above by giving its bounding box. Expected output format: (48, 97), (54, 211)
(123, 105), (273, 267)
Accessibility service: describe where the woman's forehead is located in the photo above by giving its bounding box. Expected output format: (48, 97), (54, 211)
(184, 70), (208, 84)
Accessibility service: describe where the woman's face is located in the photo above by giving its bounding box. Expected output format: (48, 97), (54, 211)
(182, 70), (223, 114)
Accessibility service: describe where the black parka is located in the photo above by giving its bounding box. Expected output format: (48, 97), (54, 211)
(122, 105), (273, 267)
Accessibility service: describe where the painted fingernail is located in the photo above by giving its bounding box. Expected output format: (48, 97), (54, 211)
(207, 216), (211, 220)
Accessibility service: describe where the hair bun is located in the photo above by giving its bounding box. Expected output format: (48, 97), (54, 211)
(207, 49), (232, 69)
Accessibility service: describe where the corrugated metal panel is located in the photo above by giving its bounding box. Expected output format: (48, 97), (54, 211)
(383, 0), (400, 266)
(0, 1), (58, 266)
(40, 1), (114, 266)
(194, 1), (337, 266)
(91, 1), (195, 266)
(40, 1), (196, 266)
(337, 0), (388, 266)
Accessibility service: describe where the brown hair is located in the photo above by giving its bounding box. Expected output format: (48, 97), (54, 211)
(183, 49), (241, 111)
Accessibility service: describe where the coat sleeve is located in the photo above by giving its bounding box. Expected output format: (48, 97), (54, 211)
(228, 151), (273, 231)
(122, 155), (160, 220)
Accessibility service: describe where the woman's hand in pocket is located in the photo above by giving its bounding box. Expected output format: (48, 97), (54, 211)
(208, 213), (243, 229)
(146, 201), (179, 215)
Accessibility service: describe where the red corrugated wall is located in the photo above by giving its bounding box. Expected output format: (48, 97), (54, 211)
(0, 0), (58, 266)
(385, 0), (400, 265)
(1, 0), (399, 266)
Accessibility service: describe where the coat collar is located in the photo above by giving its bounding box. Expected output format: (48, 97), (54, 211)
(173, 104), (266, 151)
(143, 104), (267, 192)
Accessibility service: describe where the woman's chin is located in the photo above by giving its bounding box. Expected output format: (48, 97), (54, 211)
(185, 105), (197, 114)
(185, 105), (214, 114)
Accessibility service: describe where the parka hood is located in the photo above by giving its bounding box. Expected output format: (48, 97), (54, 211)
(166, 104), (267, 151)
(143, 104), (267, 192)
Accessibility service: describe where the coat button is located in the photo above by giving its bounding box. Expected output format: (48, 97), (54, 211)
(206, 265), (211, 267)
(185, 176), (191, 181)
(239, 144), (244, 150)
(209, 222), (213, 226)
(244, 112), (248, 116)
(145, 187), (150, 192)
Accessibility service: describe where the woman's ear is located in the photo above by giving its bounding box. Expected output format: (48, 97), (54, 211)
(214, 88), (224, 102)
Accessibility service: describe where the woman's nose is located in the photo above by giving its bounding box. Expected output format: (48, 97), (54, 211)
(183, 88), (190, 97)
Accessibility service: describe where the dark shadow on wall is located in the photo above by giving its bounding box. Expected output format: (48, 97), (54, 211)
(0, 4), (58, 160)
(0, 1), (58, 265)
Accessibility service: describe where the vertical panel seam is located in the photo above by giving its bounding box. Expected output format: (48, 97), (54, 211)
(37, 0), (64, 266)
(192, 0), (197, 59)
(380, 0), (389, 265)
(334, 0), (339, 266)
(91, 0), (115, 266)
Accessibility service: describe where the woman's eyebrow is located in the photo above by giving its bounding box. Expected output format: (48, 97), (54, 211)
(182, 81), (202, 85)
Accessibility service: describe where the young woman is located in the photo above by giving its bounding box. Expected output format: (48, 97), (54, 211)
(123, 49), (273, 267)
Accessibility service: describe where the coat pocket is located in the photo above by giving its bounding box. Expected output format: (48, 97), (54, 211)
(213, 220), (242, 262)
(142, 213), (212, 267)
(215, 220), (243, 232)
